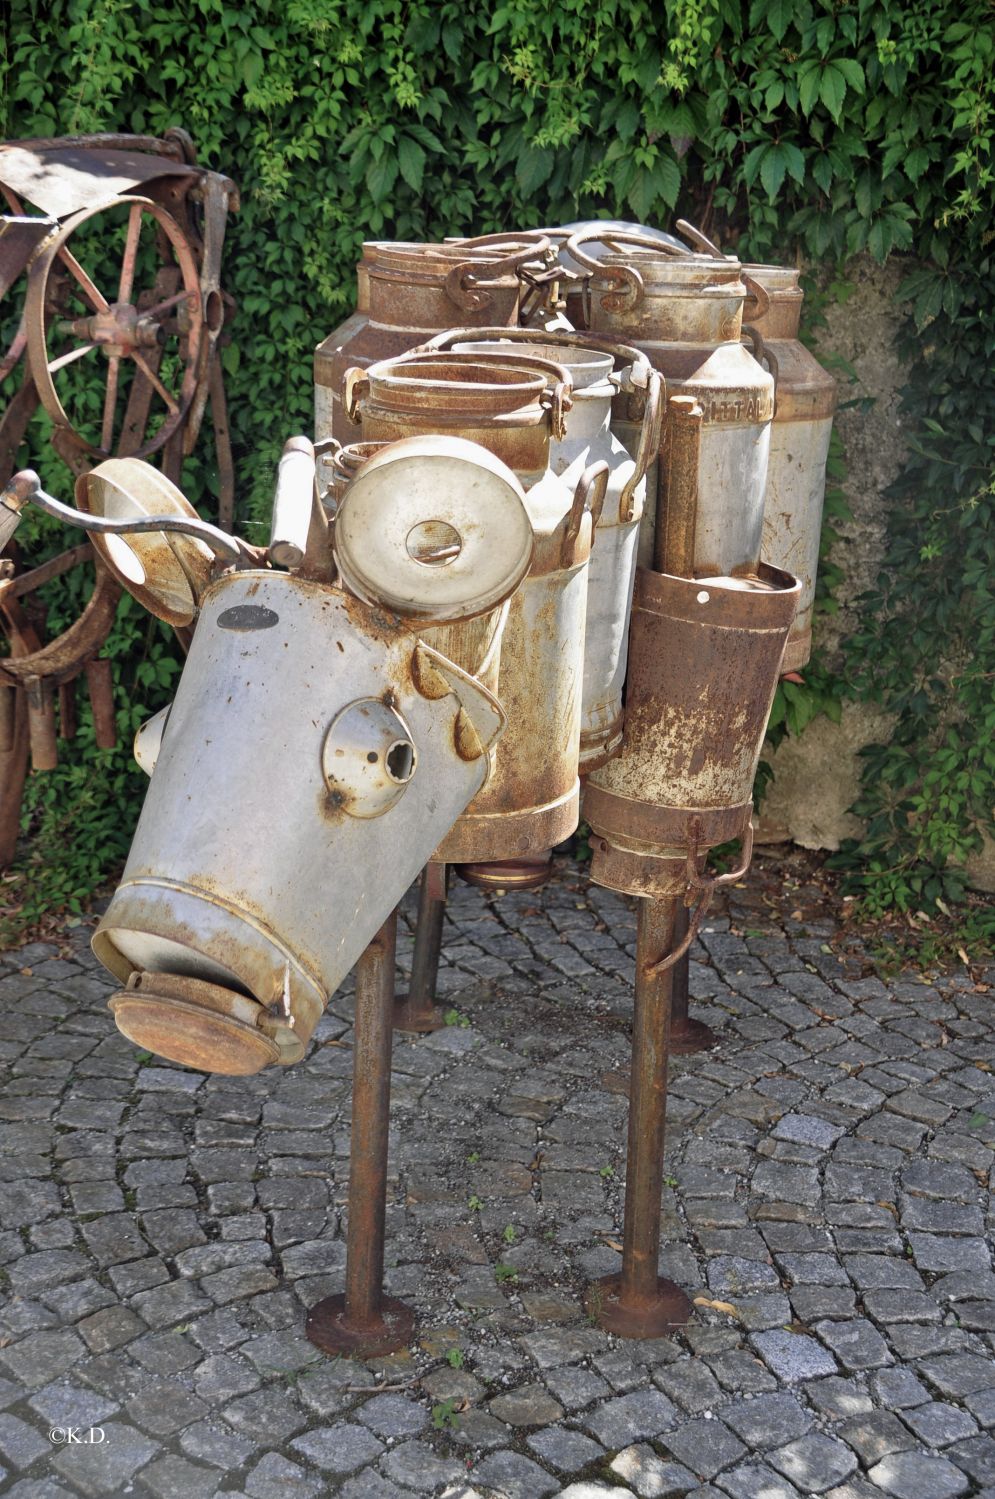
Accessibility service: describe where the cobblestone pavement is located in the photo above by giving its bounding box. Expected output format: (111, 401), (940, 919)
(1, 857), (994, 1499)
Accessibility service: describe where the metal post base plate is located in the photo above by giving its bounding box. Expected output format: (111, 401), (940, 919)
(669, 1016), (718, 1054)
(305, 1293), (416, 1359)
(392, 994), (447, 1034)
(585, 1273), (693, 1338)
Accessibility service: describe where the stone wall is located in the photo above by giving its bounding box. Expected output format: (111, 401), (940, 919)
(756, 257), (994, 893)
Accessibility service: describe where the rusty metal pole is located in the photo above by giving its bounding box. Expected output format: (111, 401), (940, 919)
(306, 910), (415, 1358)
(668, 906), (717, 1055)
(655, 394), (715, 1057)
(393, 863), (448, 1033)
(587, 895), (692, 1336)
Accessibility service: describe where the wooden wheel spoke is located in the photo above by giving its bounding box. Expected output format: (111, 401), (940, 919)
(48, 341), (97, 374)
(101, 355), (121, 452)
(141, 290), (190, 321)
(117, 202), (143, 306)
(132, 351), (179, 414)
(57, 248), (109, 313)
(0, 320), (27, 383)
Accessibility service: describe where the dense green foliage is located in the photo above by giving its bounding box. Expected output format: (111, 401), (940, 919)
(1, 0), (993, 929)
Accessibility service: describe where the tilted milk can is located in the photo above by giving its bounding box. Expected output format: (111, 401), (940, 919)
(566, 230), (774, 577)
(345, 350), (605, 867)
(421, 326), (662, 770)
(314, 237), (552, 444)
(90, 438), (533, 1076)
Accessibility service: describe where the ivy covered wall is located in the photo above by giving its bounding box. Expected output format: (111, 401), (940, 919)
(1, 0), (993, 925)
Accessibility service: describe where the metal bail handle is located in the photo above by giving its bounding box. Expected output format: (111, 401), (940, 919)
(344, 367), (371, 424)
(741, 325), (779, 416)
(561, 460), (609, 566)
(386, 348), (575, 441)
(675, 218), (726, 258)
(647, 818), (756, 977)
(742, 272), (771, 322)
(620, 368), (664, 523)
(443, 235), (554, 312)
(419, 324), (654, 391)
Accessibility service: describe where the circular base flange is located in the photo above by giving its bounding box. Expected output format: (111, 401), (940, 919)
(392, 995), (448, 1034)
(585, 1273), (693, 1339)
(305, 1293), (415, 1359)
(669, 1016), (718, 1055)
(456, 857), (552, 892)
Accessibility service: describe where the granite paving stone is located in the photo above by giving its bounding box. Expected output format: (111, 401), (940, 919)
(836, 1409), (916, 1463)
(867, 1450), (970, 1498)
(769, 1432), (858, 1492)
(0, 865), (991, 1499)
(608, 1442), (699, 1496)
(661, 1417), (747, 1479)
(528, 1425), (606, 1473)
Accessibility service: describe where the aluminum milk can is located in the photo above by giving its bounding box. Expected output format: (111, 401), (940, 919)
(584, 564), (800, 900)
(346, 351), (599, 861)
(426, 327), (661, 770)
(314, 238), (548, 444)
(567, 230), (774, 576)
(742, 266), (837, 670)
(93, 578), (508, 1077)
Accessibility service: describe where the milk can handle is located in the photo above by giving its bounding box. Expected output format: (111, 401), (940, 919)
(619, 369), (663, 523)
(392, 346), (574, 440)
(561, 243), (645, 316)
(343, 367), (370, 424)
(675, 219), (726, 257)
(444, 236), (554, 312)
(269, 436), (317, 570)
(741, 326), (778, 416)
(564, 226), (693, 274)
(561, 461), (608, 566)
(742, 273), (771, 322)
(418, 324), (653, 389)
(646, 818), (755, 976)
(449, 227), (554, 263)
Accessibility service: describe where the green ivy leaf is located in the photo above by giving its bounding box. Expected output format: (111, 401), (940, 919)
(760, 144), (788, 199)
(798, 60), (822, 115)
(366, 154), (398, 203)
(516, 145), (553, 197)
(819, 63), (847, 121)
(397, 136), (426, 192)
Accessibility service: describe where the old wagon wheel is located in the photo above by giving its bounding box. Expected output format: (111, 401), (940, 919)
(23, 194), (204, 470)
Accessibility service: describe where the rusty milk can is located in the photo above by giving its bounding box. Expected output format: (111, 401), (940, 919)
(422, 326), (662, 769)
(345, 351), (605, 870)
(567, 230), (774, 576)
(314, 237), (551, 444)
(585, 564), (800, 902)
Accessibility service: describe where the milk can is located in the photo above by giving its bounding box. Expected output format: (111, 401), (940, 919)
(741, 267), (836, 670)
(566, 230), (774, 577)
(314, 237), (552, 444)
(345, 351), (604, 866)
(91, 433), (534, 1076)
(421, 326), (662, 770)
(584, 563), (801, 901)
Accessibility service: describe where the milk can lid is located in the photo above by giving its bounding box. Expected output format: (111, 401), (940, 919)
(334, 434), (534, 623)
(76, 457), (214, 627)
